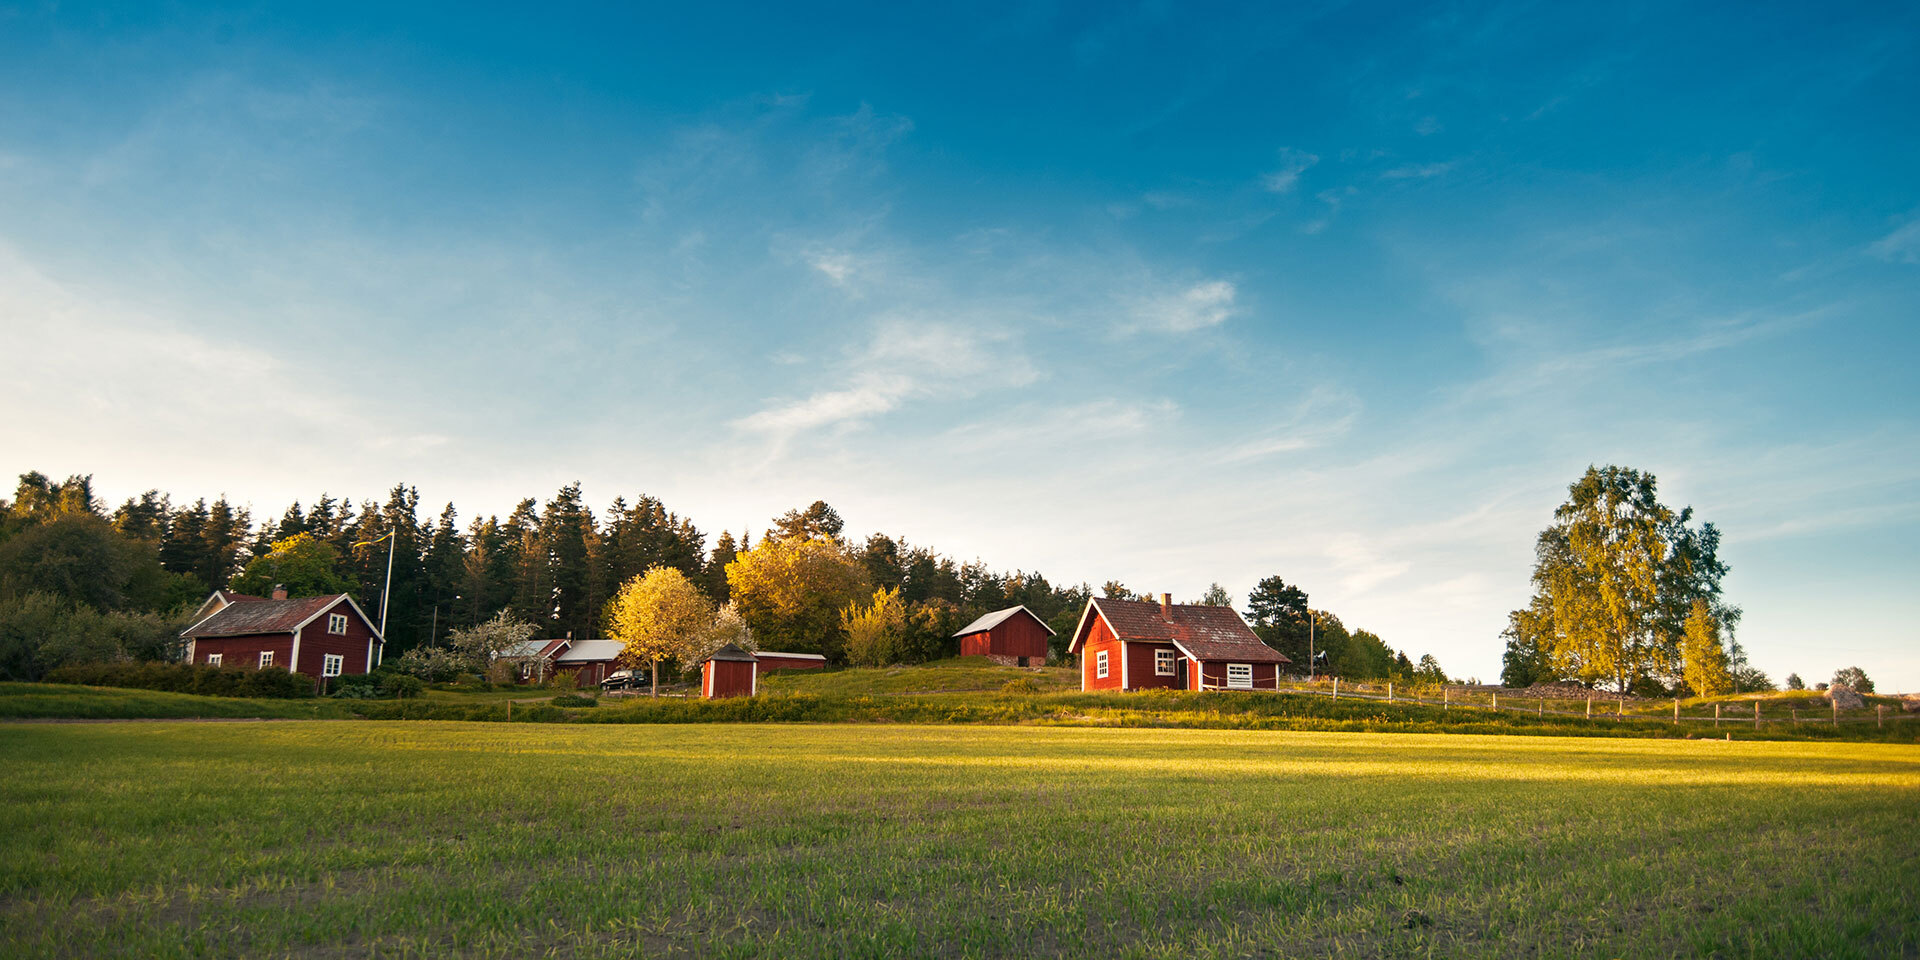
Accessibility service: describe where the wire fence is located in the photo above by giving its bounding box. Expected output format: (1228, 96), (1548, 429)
(1264, 678), (1916, 731)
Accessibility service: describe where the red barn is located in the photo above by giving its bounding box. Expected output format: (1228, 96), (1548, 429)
(1069, 594), (1288, 692)
(753, 651), (826, 672)
(181, 587), (384, 681)
(952, 605), (1056, 666)
(702, 643), (760, 698)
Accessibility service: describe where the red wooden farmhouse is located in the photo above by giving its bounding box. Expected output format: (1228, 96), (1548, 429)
(952, 605), (1055, 666)
(1069, 594), (1288, 691)
(181, 585), (384, 680)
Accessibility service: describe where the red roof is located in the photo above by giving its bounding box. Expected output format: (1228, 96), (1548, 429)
(1076, 597), (1289, 664)
(183, 594), (372, 639)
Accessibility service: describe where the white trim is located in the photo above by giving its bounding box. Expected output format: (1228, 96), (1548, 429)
(206, 653), (222, 667)
(1095, 649), (1109, 680)
(185, 639), (195, 664)
(1154, 648), (1176, 677)
(327, 613), (348, 635)
(366, 638), (374, 673)
(289, 594), (385, 642)
(289, 628), (301, 675)
(1120, 640), (1129, 689)
(1067, 601), (1097, 654)
(321, 653), (344, 678)
(950, 604), (1059, 639)
(750, 662), (758, 696)
(258, 650), (274, 669)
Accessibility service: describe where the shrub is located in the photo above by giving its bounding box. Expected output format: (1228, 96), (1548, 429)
(1001, 677), (1041, 694)
(550, 693), (597, 708)
(1831, 667), (1874, 694)
(45, 661), (316, 698)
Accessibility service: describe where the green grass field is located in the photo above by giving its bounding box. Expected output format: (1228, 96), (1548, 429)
(2, 723), (1914, 958)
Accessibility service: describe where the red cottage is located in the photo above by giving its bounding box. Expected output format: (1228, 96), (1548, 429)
(1069, 594), (1288, 692)
(702, 643), (760, 698)
(952, 605), (1056, 666)
(181, 587), (384, 680)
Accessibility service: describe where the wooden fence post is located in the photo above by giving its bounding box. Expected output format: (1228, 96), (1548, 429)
(1538, 697), (1544, 717)
(1617, 697), (1624, 720)
(1388, 682), (1393, 703)
(1332, 677), (1338, 701)
(1586, 696), (1592, 720)
(1833, 697), (1839, 726)
(1444, 689), (1449, 711)
(1754, 701), (1761, 730)
(1714, 702), (1720, 727)
(1673, 698), (1679, 724)
(1879, 705), (1885, 729)
(1492, 691), (1498, 712)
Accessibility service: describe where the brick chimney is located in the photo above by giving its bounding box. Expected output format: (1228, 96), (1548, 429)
(271, 583), (288, 600)
(1160, 592), (1172, 618)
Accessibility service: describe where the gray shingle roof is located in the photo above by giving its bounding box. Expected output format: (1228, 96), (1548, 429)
(706, 643), (758, 663)
(183, 595), (349, 639)
(1088, 597), (1288, 664)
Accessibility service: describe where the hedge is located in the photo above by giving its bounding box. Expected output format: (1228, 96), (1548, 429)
(44, 662), (318, 699)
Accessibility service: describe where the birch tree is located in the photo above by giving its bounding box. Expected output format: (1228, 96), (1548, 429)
(607, 566), (712, 696)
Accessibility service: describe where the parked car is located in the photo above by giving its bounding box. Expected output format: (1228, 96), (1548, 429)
(601, 669), (647, 691)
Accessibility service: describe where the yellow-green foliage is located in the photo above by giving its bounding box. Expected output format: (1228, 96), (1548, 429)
(1681, 599), (1733, 697)
(1, 723), (1914, 958)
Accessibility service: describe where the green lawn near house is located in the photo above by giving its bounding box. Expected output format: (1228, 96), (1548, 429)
(757, 655), (1078, 695)
(2, 723), (1914, 959)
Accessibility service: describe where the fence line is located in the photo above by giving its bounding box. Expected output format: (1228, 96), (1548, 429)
(1262, 680), (1913, 730)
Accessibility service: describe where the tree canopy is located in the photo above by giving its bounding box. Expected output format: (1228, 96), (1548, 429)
(230, 533), (353, 598)
(1507, 465), (1739, 693)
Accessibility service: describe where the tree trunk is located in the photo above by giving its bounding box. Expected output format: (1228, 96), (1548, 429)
(651, 658), (659, 697)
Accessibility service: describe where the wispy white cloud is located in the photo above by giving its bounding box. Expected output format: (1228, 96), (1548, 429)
(1261, 147), (1319, 193)
(1216, 387), (1362, 463)
(1127, 279), (1239, 333)
(1867, 218), (1920, 263)
(1382, 160), (1456, 180)
(733, 317), (1037, 442)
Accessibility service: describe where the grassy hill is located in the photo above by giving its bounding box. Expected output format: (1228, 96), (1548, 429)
(757, 656), (1078, 695)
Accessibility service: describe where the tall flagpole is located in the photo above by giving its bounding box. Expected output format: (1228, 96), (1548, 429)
(352, 530), (397, 657)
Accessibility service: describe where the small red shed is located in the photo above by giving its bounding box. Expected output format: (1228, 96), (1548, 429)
(702, 643), (760, 698)
(952, 605), (1056, 666)
(1068, 594), (1289, 692)
(180, 588), (384, 681)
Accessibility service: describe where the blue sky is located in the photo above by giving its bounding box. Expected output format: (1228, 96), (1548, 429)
(3, 2), (1916, 688)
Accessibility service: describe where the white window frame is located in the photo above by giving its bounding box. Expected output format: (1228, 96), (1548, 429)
(206, 653), (222, 667)
(1154, 649), (1176, 676)
(328, 614), (348, 635)
(1227, 663), (1253, 689)
(1095, 649), (1109, 679)
(322, 654), (344, 678)
(258, 651), (274, 669)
